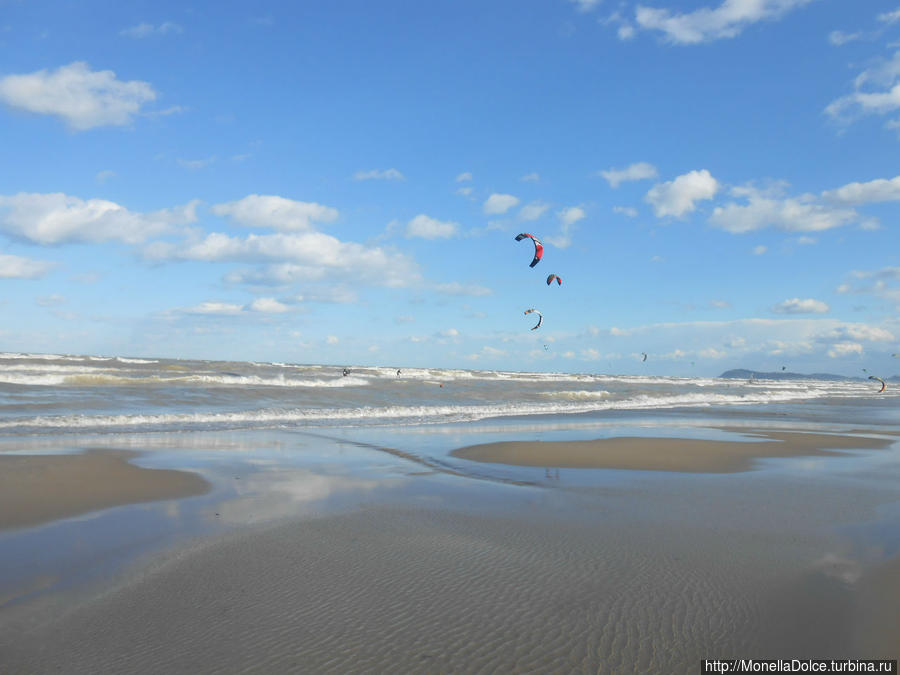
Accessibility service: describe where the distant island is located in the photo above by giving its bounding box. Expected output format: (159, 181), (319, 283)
(720, 369), (899, 382)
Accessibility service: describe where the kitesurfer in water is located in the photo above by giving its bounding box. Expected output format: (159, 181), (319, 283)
(342, 368), (350, 377)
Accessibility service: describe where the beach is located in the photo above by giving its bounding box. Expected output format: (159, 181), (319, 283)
(1, 355), (899, 672)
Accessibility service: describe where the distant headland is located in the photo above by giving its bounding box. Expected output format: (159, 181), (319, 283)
(720, 369), (899, 382)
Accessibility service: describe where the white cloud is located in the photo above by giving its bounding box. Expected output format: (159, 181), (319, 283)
(0, 252), (54, 279)
(0, 61), (156, 130)
(823, 175), (900, 204)
(817, 324), (894, 342)
(613, 206), (639, 218)
(406, 214), (458, 239)
(456, 186), (473, 197)
(827, 342), (863, 358)
(752, 245), (767, 255)
(558, 205), (586, 227)
(828, 30), (861, 46)
(211, 194), (338, 232)
(772, 298), (830, 314)
(326, 335), (339, 344)
(545, 206), (586, 248)
(645, 169), (719, 218)
(710, 184), (858, 233)
(0, 192), (197, 244)
(544, 206), (587, 248)
(826, 49), (900, 122)
(249, 297), (290, 313)
(521, 172), (540, 182)
(838, 267), (900, 308)
(145, 231), (419, 288)
(455, 172), (473, 182)
(433, 282), (492, 296)
(483, 193), (520, 214)
(699, 347), (727, 359)
(618, 24), (637, 40)
(599, 161), (658, 188)
(182, 302), (244, 316)
(635, 0), (816, 45)
(95, 170), (116, 184)
(438, 328), (459, 338)
(353, 168), (405, 181)
(518, 202), (550, 221)
(878, 8), (900, 24)
(120, 22), (183, 38)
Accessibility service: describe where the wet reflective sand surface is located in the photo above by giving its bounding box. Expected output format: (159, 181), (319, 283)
(1, 416), (898, 673)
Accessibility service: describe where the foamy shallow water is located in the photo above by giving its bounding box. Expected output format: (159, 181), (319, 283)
(1, 351), (897, 434)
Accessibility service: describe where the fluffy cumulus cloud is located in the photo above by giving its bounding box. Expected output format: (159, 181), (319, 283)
(635, 0), (816, 45)
(545, 206), (586, 248)
(827, 342), (863, 358)
(817, 323), (895, 343)
(211, 195), (338, 232)
(353, 168), (405, 181)
(483, 193), (520, 214)
(709, 184), (858, 233)
(558, 206), (586, 227)
(822, 175), (900, 204)
(645, 169), (719, 218)
(0, 62), (156, 130)
(519, 202), (550, 221)
(145, 230), (420, 288)
(181, 302), (244, 316)
(405, 214), (458, 239)
(0, 252), (55, 279)
(0, 192), (197, 244)
(826, 49), (900, 123)
(772, 298), (830, 314)
(599, 162), (658, 188)
(249, 297), (290, 313)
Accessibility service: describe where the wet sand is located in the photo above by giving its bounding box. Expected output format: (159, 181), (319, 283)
(451, 429), (894, 473)
(0, 449), (210, 531)
(1, 506), (897, 673)
(0, 427), (898, 672)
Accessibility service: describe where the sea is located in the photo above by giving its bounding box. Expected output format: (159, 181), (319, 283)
(1, 351), (897, 437)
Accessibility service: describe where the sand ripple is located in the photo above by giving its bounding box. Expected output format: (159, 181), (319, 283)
(0, 507), (793, 674)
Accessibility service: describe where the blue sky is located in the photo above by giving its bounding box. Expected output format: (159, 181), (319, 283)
(1, 0), (899, 375)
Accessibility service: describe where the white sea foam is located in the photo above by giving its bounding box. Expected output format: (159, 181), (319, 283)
(540, 390), (612, 400)
(0, 388), (838, 433)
